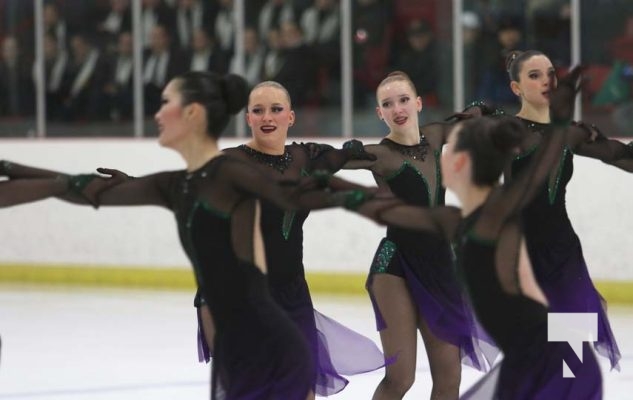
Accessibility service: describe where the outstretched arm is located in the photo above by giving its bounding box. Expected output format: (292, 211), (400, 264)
(0, 160), (129, 207)
(0, 160), (62, 180)
(298, 140), (377, 173)
(0, 177), (69, 207)
(567, 123), (633, 172)
(87, 168), (177, 208)
(609, 142), (633, 171)
(224, 157), (376, 211)
(356, 196), (461, 241)
(0, 160), (175, 208)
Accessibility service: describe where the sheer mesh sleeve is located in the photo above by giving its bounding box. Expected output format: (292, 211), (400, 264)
(1, 160), (64, 179)
(297, 142), (345, 172)
(356, 197), (461, 241)
(0, 177), (68, 207)
(340, 142), (381, 170)
(610, 141), (633, 172)
(420, 121), (453, 146)
(568, 123), (633, 170)
(0, 160), (137, 207)
(0, 160), (109, 206)
(220, 157), (370, 212)
(94, 170), (180, 209)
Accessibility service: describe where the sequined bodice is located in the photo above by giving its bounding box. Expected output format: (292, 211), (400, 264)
(237, 144), (293, 173)
(169, 159), (271, 330)
(512, 119), (575, 243)
(381, 136), (430, 161)
(225, 145), (311, 286)
(379, 138), (449, 256)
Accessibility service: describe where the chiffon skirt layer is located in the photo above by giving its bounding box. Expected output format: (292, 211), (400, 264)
(210, 290), (314, 400)
(198, 275), (387, 397)
(528, 229), (621, 370)
(268, 275), (387, 396)
(461, 333), (602, 400)
(366, 238), (499, 372)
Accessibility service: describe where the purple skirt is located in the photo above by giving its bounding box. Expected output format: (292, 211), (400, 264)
(461, 340), (602, 399)
(528, 231), (621, 370)
(210, 298), (314, 400)
(367, 239), (499, 372)
(198, 276), (387, 397)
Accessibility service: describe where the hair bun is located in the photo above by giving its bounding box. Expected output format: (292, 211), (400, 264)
(221, 74), (249, 115)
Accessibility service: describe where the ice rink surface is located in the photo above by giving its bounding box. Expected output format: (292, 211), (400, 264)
(1, 285), (631, 399)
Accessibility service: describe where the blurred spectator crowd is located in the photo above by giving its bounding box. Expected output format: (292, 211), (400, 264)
(0, 0), (632, 129)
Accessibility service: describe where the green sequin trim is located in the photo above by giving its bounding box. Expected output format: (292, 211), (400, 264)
(548, 147), (570, 205)
(513, 144), (569, 206)
(68, 174), (98, 194)
(370, 239), (397, 274)
(464, 230), (497, 246)
(513, 144), (539, 161)
(281, 169), (310, 240)
(385, 160), (433, 206)
(198, 200), (230, 219)
(282, 211), (295, 240)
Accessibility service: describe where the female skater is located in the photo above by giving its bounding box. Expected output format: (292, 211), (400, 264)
(2, 71), (376, 399)
(343, 71), (497, 399)
(195, 80), (386, 397)
(472, 50), (633, 369)
(355, 67), (602, 399)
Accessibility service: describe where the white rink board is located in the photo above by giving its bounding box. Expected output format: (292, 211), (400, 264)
(0, 137), (631, 280)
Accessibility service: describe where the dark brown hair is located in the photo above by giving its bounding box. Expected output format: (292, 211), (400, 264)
(505, 50), (546, 82)
(174, 71), (248, 139)
(455, 116), (525, 186)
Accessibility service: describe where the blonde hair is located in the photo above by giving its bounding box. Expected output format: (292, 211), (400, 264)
(249, 81), (292, 108)
(376, 71), (418, 99)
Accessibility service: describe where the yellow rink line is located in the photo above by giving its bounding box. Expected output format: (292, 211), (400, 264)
(1, 263), (632, 304)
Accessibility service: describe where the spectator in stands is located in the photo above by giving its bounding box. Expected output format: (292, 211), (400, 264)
(395, 19), (439, 106)
(60, 33), (109, 121)
(43, 1), (70, 53)
(174, 0), (217, 51)
(352, 0), (391, 107)
(188, 28), (228, 74)
(143, 25), (186, 116)
(33, 33), (68, 121)
(462, 10), (485, 103)
(96, 0), (132, 54)
(475, 16), (524, 108)
(214, 0), (235, 58)
(230, 26), (265, 86)
(103, 31), (134, 121)
(610, 15), (633, 67)
(141, 0), (175, 50)
(0, 35), (34, 118)
(610, 15), (633, 136)
(271, 21), (317, 107)
(300, 0), (341, 104)
(300, 0), (340, 46)
(262, 28), (283, 81)
(530, 2), (571, 66)
(258, 0), (296, 40)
